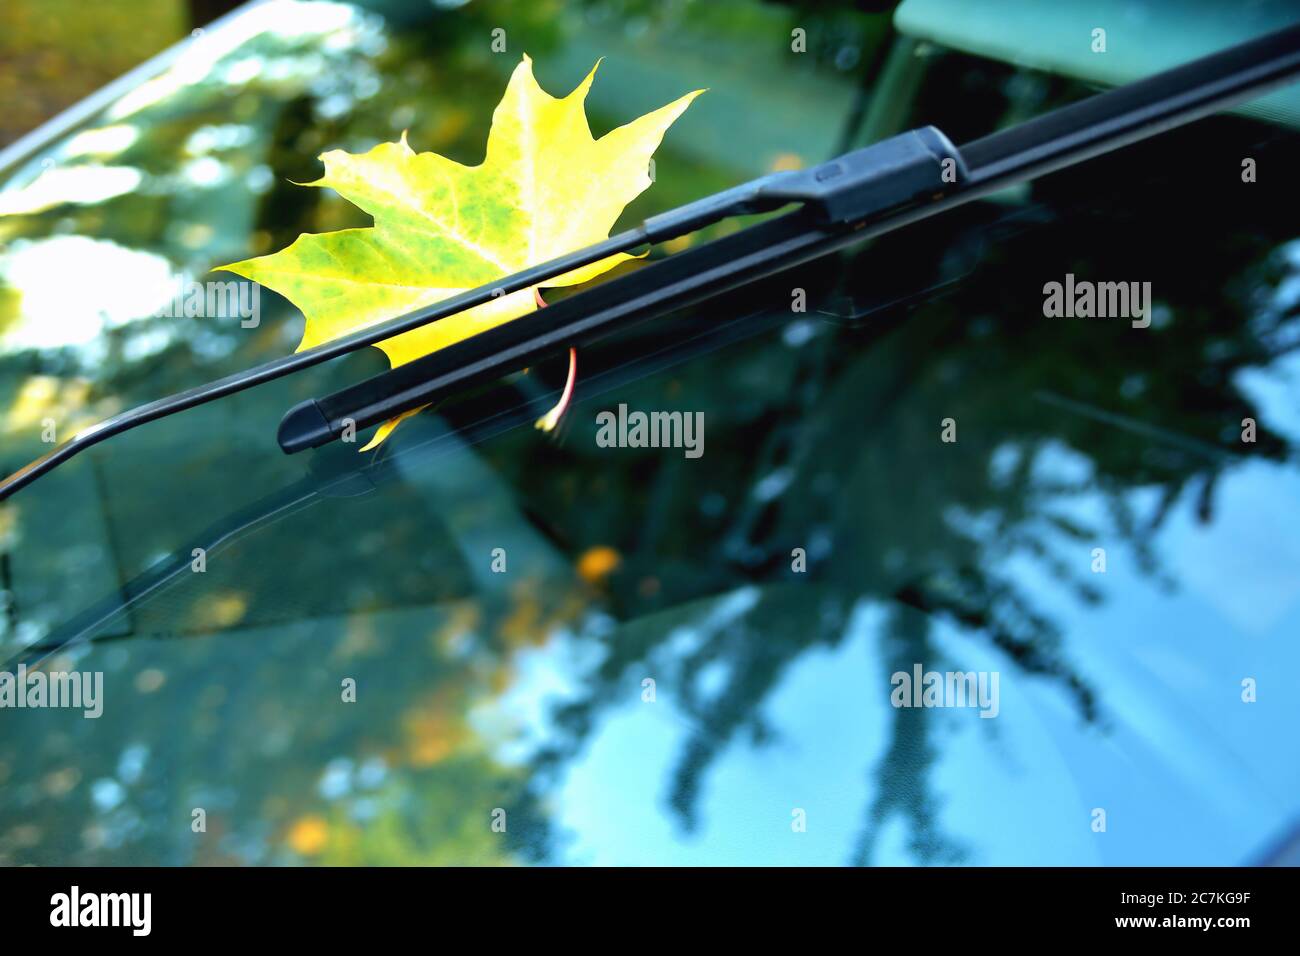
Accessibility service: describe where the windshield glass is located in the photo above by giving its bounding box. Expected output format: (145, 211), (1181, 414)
(1, 0), (1298, 866)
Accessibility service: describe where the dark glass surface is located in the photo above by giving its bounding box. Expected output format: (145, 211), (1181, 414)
(0, 0), (1297, 865)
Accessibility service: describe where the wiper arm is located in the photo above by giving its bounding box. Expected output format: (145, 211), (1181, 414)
(278, 125), (967, 450)
(2, 23), (1298, 497)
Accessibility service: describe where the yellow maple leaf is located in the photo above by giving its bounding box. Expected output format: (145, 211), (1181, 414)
(220, 56), (701, 445)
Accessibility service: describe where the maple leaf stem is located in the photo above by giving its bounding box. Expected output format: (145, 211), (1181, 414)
(535, 344), (578, 433)
(533, 288), (578, 433)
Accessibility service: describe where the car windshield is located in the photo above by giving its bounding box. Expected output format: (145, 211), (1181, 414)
(1, 0), (1298, 865)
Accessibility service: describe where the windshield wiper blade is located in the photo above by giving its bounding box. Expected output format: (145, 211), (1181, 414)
(0, 127), (961, 500)
(2, 23), (1297, 497)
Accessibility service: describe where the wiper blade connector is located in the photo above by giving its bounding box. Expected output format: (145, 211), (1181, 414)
(643, 125), (966, 240)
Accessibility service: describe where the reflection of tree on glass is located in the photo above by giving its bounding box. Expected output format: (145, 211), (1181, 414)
(519, 138), (1299, 860)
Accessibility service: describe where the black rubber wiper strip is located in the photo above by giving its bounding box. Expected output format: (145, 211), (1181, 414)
(1, 22), (1297, 499)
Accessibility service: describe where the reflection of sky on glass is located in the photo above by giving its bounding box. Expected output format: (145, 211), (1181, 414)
(0, 165), (142, 216)
(105, 1), (364, 122)
(61, 125), (141, 159)
(0, 236), (174, 352)
(527, 603), (888, 865)
(490, 441), (1300, 865)
(0, 0), (380, 361)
